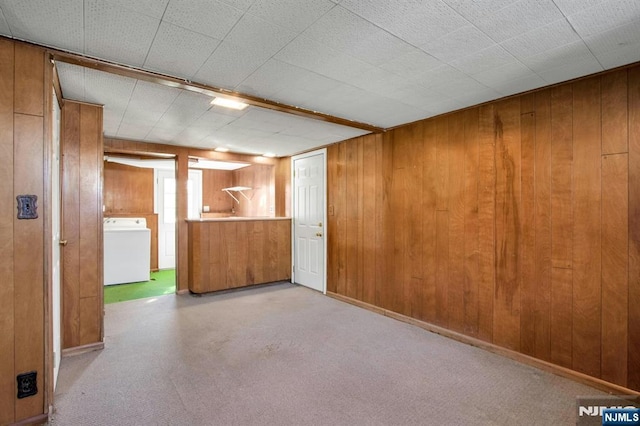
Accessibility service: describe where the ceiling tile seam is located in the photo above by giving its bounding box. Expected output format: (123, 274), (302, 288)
(115, 79), (141, 138)
(552, 4), (607, 71)
(0, 6), (12, 37)
(189, 4), (254, 83)
(140, 18), (165, 72)
(234, 3), (341, 91)
(334, 4), (476, 64)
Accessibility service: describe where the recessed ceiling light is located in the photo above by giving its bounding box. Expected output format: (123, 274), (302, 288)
(263, 153), (276, 158)
(211, 97), (249, 110)
(214, 147), (229, 152)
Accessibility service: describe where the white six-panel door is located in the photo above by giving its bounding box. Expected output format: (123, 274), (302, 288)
(292, 150), (326, 293)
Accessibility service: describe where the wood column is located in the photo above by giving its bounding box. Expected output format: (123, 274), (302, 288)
(60, 100), (104, 351)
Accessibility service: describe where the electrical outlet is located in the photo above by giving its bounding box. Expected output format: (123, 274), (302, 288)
(17, 371), (37, 399)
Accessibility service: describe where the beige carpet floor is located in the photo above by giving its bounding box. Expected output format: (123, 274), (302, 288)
(50, 282), (605, 425)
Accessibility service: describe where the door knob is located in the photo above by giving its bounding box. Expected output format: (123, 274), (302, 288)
(59, 240), (68, 246)
(316, 232), (323, 237)
(318, 222), (323, 227)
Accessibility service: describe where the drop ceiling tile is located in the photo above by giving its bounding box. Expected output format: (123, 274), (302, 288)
(144, 22), (221, 78)
(501, 19), (581, 60)
(537, 54), (603, 84)
(162, 0), (244, 40)
(473, 61), (534, 86)
(236, 59), (308, 98)
(450, 45), (517, 75)
(339, 0), (468, 46)
(435, 76), (489, 99)
(161, 91), (213, 124)
(568, 0), (640, 38)
(471, 0), (564, 43)
(494, 73), (547, 97)
(85, 0), (160, 66)
(420, 25), (496, 63)
(552, 0), (604, 17)
(442, 0), (518, 21)
(127, 80), (183, 115)
(303, 6), (414, 66)
(196, 14), (297, 88)
(379, 48), (444, 81)
(588, 20), (640, 69)
(520, 40), (600, 73)
(101, 0), (169, 19)
(218, 0), (256, 11)
(56, 63), (85, 101)
(82, 68), (136, 110)
(0, 8), (10, 36)
(275, 35), (373, 85)
(248, 0), (335, 33)
(415, 64), (469, 89)
(192, 110), (239, 131)
(117, 122), (153, 141)
(195, 41), (272, 89)
(454, 87), (503, 106)
(0, 0), (83, 53)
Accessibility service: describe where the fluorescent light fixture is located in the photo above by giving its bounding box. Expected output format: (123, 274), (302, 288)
(211, 97), (249, 110)
(189, 159), (250, 171)
(214, 147), (229, 152)
(262, 153), (276, 158)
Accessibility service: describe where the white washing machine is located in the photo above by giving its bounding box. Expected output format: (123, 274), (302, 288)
(104, 217), (151, 285)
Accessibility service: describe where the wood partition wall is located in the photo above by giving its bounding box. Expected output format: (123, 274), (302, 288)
(0, 39), (50, 424)
(104, 162), (159, 270)
(327, 64), (640, 392)
(61, 101), (104, 351)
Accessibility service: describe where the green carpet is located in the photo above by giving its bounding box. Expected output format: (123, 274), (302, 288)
(104, 269), (176, 304)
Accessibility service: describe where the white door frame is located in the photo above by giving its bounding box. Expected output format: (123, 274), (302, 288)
(291, 148), (327, 294)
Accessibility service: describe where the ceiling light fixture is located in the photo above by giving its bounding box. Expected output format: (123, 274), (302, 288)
(262, 153), (276, 158)
(214, 147), (229, 152)
(211, 97), (249, 110)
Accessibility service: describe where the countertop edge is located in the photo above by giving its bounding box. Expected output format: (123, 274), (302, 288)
(186, 217), (291, 223)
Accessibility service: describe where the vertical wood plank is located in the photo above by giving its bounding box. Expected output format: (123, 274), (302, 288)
(421, 121), (437, 323)
(357, 138), (365, 301)
(362, 136), (377, 305)
(448, 112), (466, 333)
(79, 296), (101, 346)
(493, 98), (522, 351)
(520, 110), (536, 356)
(249, 220), (265, 285)
(628, 65), (640, 391)
(0, 37), (15, 425)
(14, 44), (44, 117)
(551, 267), (573, 368)
(176, 150), (189, 291)
(463, 108), (480, 336)
(478, 104), (495, 342)
(345, 138), (360, 300)
(436, 210), (449, 327)
(14, 114), (45, 419)
(221, 222), (236, 288)
(601, 69), (628, 154)
(390, 130), (408, 315)
(277, 220), (290, 281)
(435, 116), (449, 211)
(534, 90), (552, 361)
(327, 145), (338, 293)
(62, 102), (81, 349)
(334, 143), (347, 295)
(79, 104), (100, 299)
(549, 85), (573, 368)
(375, 134), (389, 308)
(601, 153), (628, 386)
(207, 223), (222, 291)
(572, 78), (602, 377)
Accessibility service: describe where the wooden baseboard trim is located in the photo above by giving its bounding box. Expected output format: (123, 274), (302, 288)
(62, 341), (105, 357)
(11, 413), (48, 425)
(326, 291), (640, 396)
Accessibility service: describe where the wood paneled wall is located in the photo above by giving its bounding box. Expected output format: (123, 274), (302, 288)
(327, 64), (640, 392)
(233, 164), (275, 217)
(0, 40), (49, 424)
(275, 157), (291, 217)
(61, 101), (104, 350)
(188, 219), (291, 293)
(104, 161), (159, 270)
(202, 169), (234, 213)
